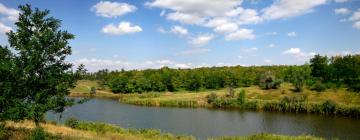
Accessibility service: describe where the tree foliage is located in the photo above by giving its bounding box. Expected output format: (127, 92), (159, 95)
(0, 5), (75, 125)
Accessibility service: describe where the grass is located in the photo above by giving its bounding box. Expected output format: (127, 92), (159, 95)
(69, 80), (360, 117)
(1, 120), (324, 140)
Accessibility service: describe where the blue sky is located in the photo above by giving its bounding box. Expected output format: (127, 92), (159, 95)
(0, 0), (359, 71)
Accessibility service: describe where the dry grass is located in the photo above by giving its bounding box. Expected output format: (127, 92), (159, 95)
(5, 121), (140, 140)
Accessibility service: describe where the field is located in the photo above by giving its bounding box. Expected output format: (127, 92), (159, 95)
(71, 80), (360, 106)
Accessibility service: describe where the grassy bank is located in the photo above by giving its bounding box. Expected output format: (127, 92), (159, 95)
(70, 80), (360, 118)
(1, 120), (324, 140)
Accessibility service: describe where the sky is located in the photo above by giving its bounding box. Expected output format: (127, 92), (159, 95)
(0, 0), (359, 72)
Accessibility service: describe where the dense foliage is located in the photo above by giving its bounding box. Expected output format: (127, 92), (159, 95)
(83, 54), (360, 94)
(0, 5), (75, 125)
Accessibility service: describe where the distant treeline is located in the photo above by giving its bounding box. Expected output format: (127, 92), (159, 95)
(79, 54), (360, 93)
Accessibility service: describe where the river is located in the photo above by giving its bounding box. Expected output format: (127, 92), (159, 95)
(46, 98), (360, 139)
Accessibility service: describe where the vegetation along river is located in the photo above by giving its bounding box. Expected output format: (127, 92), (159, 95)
(46, 98), (360, 140)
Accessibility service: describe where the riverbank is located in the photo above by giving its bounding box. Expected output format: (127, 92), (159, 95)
(70, 80), (360, 118)
(1, 120), (324, 140)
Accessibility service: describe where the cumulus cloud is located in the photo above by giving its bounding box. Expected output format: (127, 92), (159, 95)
(166, 12), (205, 25)
(349, 9), (360, 21)
(261, 0), (327, 20)
(353, 21), (360, 29)
(102, 21), (142, 35)
(91, 1), (136, 18)
(146, 0), (242, 18)
(0, 3), (19, 22)
(334, 8), (350, 15)
(170, 25), (188, 36)
(189, 34), (214, 46)
(283, 48), (315, 60)
(349, 9), (360, 30)
(226, 7), (262, 25)
(288, 32), (296, 37)
(73, 58), (203, 71)
(0, 22), (12, 34)
(206, 17), (238, 34)
(225, 28), (255, 40)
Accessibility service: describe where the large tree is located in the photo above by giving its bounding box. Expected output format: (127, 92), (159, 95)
(0, 5), (76, 126)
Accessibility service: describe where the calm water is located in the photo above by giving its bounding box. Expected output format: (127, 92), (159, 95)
(46, 98), (360, 139)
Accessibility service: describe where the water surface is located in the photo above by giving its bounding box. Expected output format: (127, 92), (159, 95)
(46, 98), (360, 139)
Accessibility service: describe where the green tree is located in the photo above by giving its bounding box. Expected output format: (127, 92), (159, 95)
(310, 54), (332, 82)
(285, 65), (311, 92)
(1, 5), (76, 126)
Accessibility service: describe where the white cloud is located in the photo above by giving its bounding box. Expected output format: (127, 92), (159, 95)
(170, 25), (188, 36)
(0, 3), (19, 22)
(283, 48), (315, 60)
(226, 7), (262, 25)
(334, 8), (350, 15)
(166, 12), (205, 25)
(349, 9), (360, 21)
(0, 22), (12, 34)
(190, 34), (214, 46)
(205, 17), (238, 34)
(334, 0), (348, 3)
(156, 59), (173, 65)
(288, 32), (296, 37)
(91, 1), (136, 18)
(283, 48), (301, 54)
(261, 0), (327, 20)
(174, 63), (192, 69)
(146, 0), (242, 18)
(74, 58), (131, 71)
(267, 43), (276, 48)
(102, 21), (142, 35)
(353, 21), (360, 29)
(225, 28), (255, 40)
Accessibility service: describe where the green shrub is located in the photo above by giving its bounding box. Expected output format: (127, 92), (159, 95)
(207, 92), (218, 104)
(65, 117), (79, 128)
(243, 100), (258, 110)
(312, 81), (326, 92)
(90, 87), (96, 95)
(29, 127), (46, 140)
(322, 100), (336, 114)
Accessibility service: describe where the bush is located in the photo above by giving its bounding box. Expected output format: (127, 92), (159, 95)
(322, 100), (336, 114)
(206, 92), (218, 104)
(312, 81), (327, 92)
(259, 72), (282, 89)
(237, 89), (246, 105)
(65, 117), (79, 128)
(90, 87), (96, 95)
(29, 127), (46, 140)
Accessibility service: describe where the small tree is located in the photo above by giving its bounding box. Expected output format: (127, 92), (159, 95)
(1, 5), (76, 126)
(285, 65), (311, 92)
(206, 92), (218, 104)
(259, 71), (282, 89)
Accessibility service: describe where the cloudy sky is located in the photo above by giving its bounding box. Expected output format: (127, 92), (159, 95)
(0, 0), (360, 71)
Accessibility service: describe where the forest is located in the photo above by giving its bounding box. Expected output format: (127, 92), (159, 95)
(81, 54), (360, 94)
